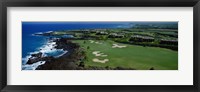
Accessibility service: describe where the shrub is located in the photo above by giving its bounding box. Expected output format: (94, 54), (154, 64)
(87, 46), (90, 50)
(150, 67), (155, 70)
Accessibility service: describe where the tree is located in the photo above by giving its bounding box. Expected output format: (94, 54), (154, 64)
(83, 41), (86, 44)
(87, 46), (90, 50)
(81, 51), (86, 56)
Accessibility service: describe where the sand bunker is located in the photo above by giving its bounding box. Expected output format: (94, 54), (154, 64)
(92, 51), (108, 57)
(89, 40), (102, 44)
(89, 40), (94, 43)
(92, 51), (109, 63)
(112, 44), (127, 48)
(93, 58), (109, 63)
(95, 42), (103, 44)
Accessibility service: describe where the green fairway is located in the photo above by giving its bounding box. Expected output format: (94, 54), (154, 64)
(73, 40), (178, 70)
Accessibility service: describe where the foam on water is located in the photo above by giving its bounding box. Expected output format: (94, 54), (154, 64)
(39, 42), (56, 54)
(22, 39), (67, 70)
(22, 61), (46, 70)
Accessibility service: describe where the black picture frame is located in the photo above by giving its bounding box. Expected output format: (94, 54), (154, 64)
(0, 0), (200, 92)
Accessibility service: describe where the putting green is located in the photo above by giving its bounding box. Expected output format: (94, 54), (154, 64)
(73, 40), (178, 70)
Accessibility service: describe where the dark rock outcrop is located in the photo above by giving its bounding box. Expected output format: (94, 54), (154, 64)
(31, 52), (42, 58)
(35, 38), (86, 70)
(26, 56), (55, 64)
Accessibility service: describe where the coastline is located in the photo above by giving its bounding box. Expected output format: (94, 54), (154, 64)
(22, 38), (69, 70)
(22, 37), (87, 70)
(35, 38), (86, 70)
(22, 23), (178, 70)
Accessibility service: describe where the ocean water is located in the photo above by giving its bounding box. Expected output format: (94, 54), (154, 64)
(22, 22), (134, 70)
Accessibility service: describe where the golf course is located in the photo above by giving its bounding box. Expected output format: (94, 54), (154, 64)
(28, 22), (178, 70)
(73, 40), (178, 70)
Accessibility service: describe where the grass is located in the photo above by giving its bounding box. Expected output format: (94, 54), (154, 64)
(72, 40), (178, 70)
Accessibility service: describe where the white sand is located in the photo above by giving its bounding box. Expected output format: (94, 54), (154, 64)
(92, 51), (109, 63)
(89, 40), (94, 43)
(95, 42), (103, 44)
(89, 40), (103, 44)
(92, 51), (107, 57)
(92, 51), (101, 56)
(112, 44), (127, 48)
(93, 58), (109, 63)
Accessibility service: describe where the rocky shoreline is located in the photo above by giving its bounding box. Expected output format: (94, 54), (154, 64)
(26, 38), (86, 70)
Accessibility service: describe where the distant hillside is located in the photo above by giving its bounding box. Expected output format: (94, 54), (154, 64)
(132, 22), (178, 29)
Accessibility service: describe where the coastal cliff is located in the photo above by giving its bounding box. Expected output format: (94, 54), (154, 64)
(26, 38), (86, 70)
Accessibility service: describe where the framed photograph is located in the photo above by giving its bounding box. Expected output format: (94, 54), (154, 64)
(0, 0), (199, 92)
